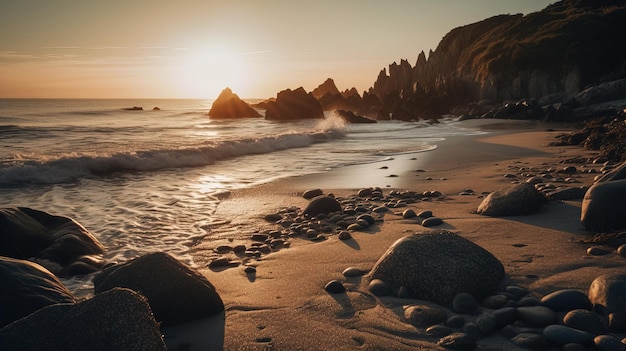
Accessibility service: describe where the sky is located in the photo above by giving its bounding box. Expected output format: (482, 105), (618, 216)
(0, 0), (554, 99)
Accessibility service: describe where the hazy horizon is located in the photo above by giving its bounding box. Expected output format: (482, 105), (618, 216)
(1, 0), (553, 100)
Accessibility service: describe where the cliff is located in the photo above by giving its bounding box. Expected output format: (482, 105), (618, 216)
(369, 0), (626, 116)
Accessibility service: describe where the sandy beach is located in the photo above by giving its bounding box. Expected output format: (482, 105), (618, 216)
(192, 119), (626, 351)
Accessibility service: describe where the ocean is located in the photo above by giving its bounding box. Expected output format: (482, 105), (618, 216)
(0, 98), (484, 293)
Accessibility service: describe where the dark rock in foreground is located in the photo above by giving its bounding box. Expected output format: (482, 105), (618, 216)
(93, 252), (224, 327)
(0, 256), (76, 328)
(208, 87), (262, 119)
(265, 87), (325, 120)
(581, 162), (626, 232)
(476, 183), (546, 216)
(0, 207), (105, 277)
(0, 288), (166, 351)
(369, 230), (504, 305)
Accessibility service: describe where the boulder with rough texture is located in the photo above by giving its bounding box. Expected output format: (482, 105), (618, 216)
(581, 162), (626, 232)
(208, 87), (261, 119)
(588, 274), (626, 317)
(369, 230), (505, 305)
(265, 87), (325, 120)
(0, 256), (76, 328)
(0, 207), (105, 277)
(93, 252), (224, 327)
(0, 288), (166, 351)
(477, 183), (546, 216)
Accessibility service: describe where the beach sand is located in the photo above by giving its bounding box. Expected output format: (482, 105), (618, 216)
(192, 119), (625, 350)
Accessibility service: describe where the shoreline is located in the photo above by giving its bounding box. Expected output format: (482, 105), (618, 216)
(193, 119), (626, 350)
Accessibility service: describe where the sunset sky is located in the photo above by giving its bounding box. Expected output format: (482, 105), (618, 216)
(1, 0), (553, 99)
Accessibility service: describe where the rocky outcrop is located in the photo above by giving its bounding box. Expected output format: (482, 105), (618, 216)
(93, 252), (224, 327)
(311, 78), (341, 100)
(0, 256), (76, 328)
(0, 207), (105, 277)
(0, 288), (166, 351)
(265, 87), (325, 120)
(208, 87), (261, 119)
(334, 110), (376, 124)
(368, 0), (626, 117)
(369, 230), (505, 305)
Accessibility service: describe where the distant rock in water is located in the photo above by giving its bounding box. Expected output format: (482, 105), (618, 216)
(0, 256), (76, 328)
(335, 109), (377, 123)
(369, 230), (504, 305)
(123, 106), (143, 111)
(208, 87), (262, 119)
(265, 87), (325, 120)
(0, 287), (166, 351)
(0, 207), (105, 277)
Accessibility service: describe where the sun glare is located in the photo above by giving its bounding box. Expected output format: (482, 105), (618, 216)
(178, 48), (248, 99)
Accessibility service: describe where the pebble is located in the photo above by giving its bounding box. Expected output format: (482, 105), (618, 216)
(475, 313), (497, 335)
(263, 213), (283, 222)
(446, 315), (465, 328)
(492, 307), (517, 328)
(417, 210), (433, 218)
(587, 246), (612, 256)
(426, 324), (455, 337)
(208, 257), (231, 269)
(505, 285), (528, 299)
(244, 266), (256, 274)
(539, 289), (591, 311)
(421, 217), (443, 227)
(452, 293), (478, 315)
(338, 231), (352, 241)
(516, 306), (557, 327)
(481, 294), (508, 309)
(510, 333), (549, 350)
(342, 267), (364, 277)
(595, 335), (626, 351)
(543, 325), (594, 346)
(324, 280), (346, 294)
(617, 244), (626, 257)
(251, 233), (269, 242)
(368, 279), (392, 297)
(437, 332), (476, 350)
(404, 304), (447, 328)
(397, 286), (412, 299)
(302, 189), (323, 199)
(563, 309), (607, 335)
(402, 209), (417, 219)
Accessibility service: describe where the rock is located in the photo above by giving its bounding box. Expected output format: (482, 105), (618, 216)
(357, 188), (373, 197)
(335, 109), (376, 123)
(476, 183), (546, 216)
(265, 87), (325, 120)
(303, 196), (342, 217)
(369, 230), (504, 305)
(547, 186), (589, 200)
(208, 87), (261, 118)
(437, 332), (476, 350)
(263, 213), (283, 222)
(421, 216), (443, 227)
(475, 313), (497, 335)
(563, 309), (607, 335)
(404, 304), (447, 328)
(452, 293), (478, 315)
(516, 306), (557, 327)
(0, 288), (166, 351)
(338, 231), (352, 240)
(368, 278), (392, 297)
(426, 324), (455, 337)
(446, 315), (466, 328)
(594, 334), (626, 351)
(0, 207), (105, 277)
(588, 274), (626, 316)
(417, 210), (433, 218)
(539, 289), (592, 312)
(492, 307), (518, 328)
(356, 214), (376, 225)
(402, 209), (417, 219)
(324, 280), (346, 294)
(481, 294), (508, 309)
(543, 325), (594, 346)
(302, 188), (323, 199)
(581, 168), (626, 231)
(576, 79), (626, 105)
(93, 252), (224, 327)
(0, 256), (76, 328)
(342, 267), (364, 277)
(510, 333), (549, 350)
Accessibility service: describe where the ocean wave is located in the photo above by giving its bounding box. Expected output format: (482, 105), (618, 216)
(0, 129), (345, 186)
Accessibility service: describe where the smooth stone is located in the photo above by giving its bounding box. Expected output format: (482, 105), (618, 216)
(517, 296), (540, 307)
(263, 213), (283, 222)
(539, 289), (591, 312)
(446, 315), (465, 328)
(342, 267), (364, 277)
(425, 324), (455, 337)
(357, 188), (372, 197)
(561, 343), (587, 351)
(476, 183), (546, 216)
(324, 280), (346, 294)
(338, 231), (352, 241)
(452, 293), (479, 315)
(481, 294), (509, 309)
(617, 244), (626, 257)
(404, 304), (447, 328)
(516, 306), (557, 327)
(475, 313), (497, 335)
(594, 334), (626, 351)
(492, 307), (518, 328)
(402, 209), (417, 219)
(397, 286), (412, 299)
(510, 332), (549, 350)
(543, 325), (594, 346)
(589, 274), (626, 316)
(421, 216), (443, 227)
(347, 223), (364, 231)
(417, 210), (433, 218)
(581, 175), (626, 232)
(505, 285), (529, 299)
(437, 332), (476, 350)
(303, 196), (342, 217)
(302, 189), (323, 199)
(356, 214), (375, 225)
(462, 323), (481, 338)
(587, 246), (611, 256)
(609, 312), (626, 332)
(563, 309), (607, 335)
(368, 279), (392, 297)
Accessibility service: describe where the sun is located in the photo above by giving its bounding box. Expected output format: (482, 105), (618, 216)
(178, 48), (248, 99)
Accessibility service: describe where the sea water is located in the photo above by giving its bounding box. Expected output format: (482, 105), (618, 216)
(0, 98), (483, 292)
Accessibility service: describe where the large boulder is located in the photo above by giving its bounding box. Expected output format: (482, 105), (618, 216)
(0, 256), (76, 328)
(581, 162), (626, 232)
(588, 274), (626, 317)
(369, 230), (505, 305)
(208, 87), (261, 119)
(265, 87), (325, 120)
(476, 183), (546, 216)
(93, 252), (224, 327)
(0, 207), (105, 277)
(302, 196), (342, 217)
(575, 79), (626, 106)
(0, 288), (166, 351)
